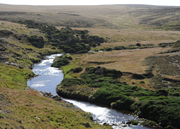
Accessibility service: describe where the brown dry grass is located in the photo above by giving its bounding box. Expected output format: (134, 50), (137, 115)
(57, 26), (180, 49)
(0, 20), (44, 36)
(0, 86), (111, 129)
(63, 47), (171, 90)
(81, 47), (170, 74)
(1, 4), (180, 30)
(64, 47), (172, 90)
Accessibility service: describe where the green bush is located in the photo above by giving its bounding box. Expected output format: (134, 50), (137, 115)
(132, 97), (180, 128)
(139, 81), (145, 84)
(51, 56), (70, 68)
(111, 96), (135, 110)
(23, 20), (104, 53)
(105, 47), (113, 51)
(171, 40), (180, 48)
(114, 46), (126, 50)
(61, 78), (85, 86)
(73, 67), (83, 73)
(28, 35), (39, 47)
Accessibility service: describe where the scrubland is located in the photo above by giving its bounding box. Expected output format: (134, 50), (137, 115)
(1, 3), (180, 129)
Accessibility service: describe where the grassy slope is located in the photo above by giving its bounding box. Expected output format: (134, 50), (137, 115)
(1, 4), (180, 128)
(0, 21), (111, 129)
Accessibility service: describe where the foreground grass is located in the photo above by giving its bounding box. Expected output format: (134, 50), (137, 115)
(0, 86), (111, 129)
(0, 59), (110, 129)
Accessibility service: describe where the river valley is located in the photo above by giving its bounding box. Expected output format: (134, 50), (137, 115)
(27, 54), (156, 129)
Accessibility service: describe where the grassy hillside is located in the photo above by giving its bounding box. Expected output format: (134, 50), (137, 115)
(1, 3), (180, 129)
(0, 20), (111, 129)
(0, 4), (180, 30)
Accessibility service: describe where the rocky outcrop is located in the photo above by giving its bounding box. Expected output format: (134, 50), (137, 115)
(4, 62), (22, 68)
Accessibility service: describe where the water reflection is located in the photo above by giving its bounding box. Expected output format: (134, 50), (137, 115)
(27, 54), (153, 129)
(64, 98), (152, 129)
(27, 54), (63, 95)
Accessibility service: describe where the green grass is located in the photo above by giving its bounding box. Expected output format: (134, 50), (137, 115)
(0, 87), (111, 129)
(0, 20), (112, 129)
(58, 65), (180, 128)
(0, 64), (34, 89)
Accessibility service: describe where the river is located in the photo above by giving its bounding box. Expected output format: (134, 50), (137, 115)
(27, 54), (154, 129)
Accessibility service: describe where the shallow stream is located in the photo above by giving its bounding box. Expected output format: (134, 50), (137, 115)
(27, 54), (154, 129)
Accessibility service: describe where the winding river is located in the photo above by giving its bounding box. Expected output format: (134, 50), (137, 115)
(27, 54), (154, 129)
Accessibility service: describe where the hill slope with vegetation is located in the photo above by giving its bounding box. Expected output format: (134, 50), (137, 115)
(1, 3), (180, 129)
(0, 20), (111, 129)
(0, 4), (180, 30)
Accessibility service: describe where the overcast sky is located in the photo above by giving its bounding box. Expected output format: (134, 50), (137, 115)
(0, 0), (180, 6)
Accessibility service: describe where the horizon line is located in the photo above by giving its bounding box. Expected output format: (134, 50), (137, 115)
(0, 3), (180, 7)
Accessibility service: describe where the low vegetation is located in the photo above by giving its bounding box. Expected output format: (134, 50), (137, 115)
(1, 4), (180, 30)
(51, 55), (70, 68)
(20, 20), (105, 53)
(0, 21), (111, 129)
(57, 53), (180, 129)
(1, 4), (180, 129)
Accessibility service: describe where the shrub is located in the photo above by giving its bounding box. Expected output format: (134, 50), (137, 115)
(105, 47), (113, 51)
(51, 56), (69, 68)
(139, 81), (145, 84)
(111, 96), (135, 110)
(136, 43), (141, 47)
(73, 67), (83, 73)
(61, 78), (85, 86)
(114, 46), (126, 50)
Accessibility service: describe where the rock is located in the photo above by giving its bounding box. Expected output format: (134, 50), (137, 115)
(126, 120), (139, 125)
(52, 95), (62, 101)
(122, 125), (127, 127)
(4, 62), (21, 68)
(84, 122), (91, 127)
(126, 121), (132, 124)
(103, 123), (110, 126)
(122, 121), (125, 124)
(111, 123), (117, 126)
(40, 91), (54, 98)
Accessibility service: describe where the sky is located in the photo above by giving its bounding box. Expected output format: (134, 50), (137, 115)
(0, 0), (180, 6)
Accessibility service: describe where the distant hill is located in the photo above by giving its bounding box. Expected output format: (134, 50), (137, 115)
(0, 4), (180, 30)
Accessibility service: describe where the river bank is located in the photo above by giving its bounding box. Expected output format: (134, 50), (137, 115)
(55, 53), (180, 129)
(27, 54), (162, 129)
